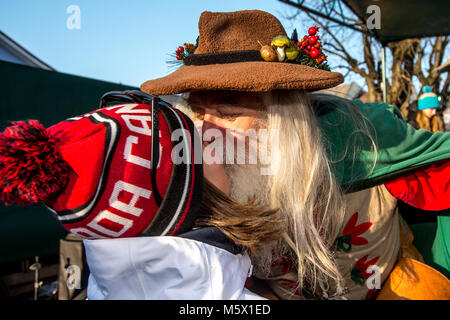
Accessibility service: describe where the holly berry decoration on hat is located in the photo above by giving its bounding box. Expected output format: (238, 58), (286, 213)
(308, 26), (317, 35)
(259, 26), (330, 71)
(294, 26), (329, 69)
(176, 46), (185, 61)
(166, 37), (199, 70)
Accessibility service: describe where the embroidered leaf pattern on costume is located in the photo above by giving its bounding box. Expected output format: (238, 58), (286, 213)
(270, 256), (292, 274)
(270, 249), (293, 274)
(279, 280), (317, 299)
(350, 255), (381, 299)
(365, 288), (380, 300)
(336, 211), (372, 252)
(351, 254), (380, 283)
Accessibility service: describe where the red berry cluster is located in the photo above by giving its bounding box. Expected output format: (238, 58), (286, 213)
(296, 26), (327, 64)
(176, 46), (185, 61)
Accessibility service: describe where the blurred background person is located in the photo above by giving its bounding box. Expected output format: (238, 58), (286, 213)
(412, 86), (444, 133)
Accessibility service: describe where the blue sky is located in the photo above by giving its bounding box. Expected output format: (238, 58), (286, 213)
(2, 1), (446, 94)
(0, 0), (306, 87)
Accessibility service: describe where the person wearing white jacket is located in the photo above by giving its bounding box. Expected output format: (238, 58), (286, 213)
(84, 227), (265, 300)
(0, 91), (280, 300)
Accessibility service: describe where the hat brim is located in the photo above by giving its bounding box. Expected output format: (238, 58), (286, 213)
(141, 61), (344, 95)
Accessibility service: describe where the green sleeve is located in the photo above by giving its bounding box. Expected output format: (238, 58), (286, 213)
(317, 99), (450, 192)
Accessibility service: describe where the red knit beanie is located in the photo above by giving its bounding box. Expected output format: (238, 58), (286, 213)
(0, 92), (202, 239)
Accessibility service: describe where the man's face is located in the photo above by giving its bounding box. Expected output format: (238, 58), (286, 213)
(189, 90), (269, 203)
(188, 90), (264, 134)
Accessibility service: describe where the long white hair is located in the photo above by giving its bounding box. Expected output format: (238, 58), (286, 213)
(180, 90), (376, 298)
(261, 90), (378, 297)
(262, 90), (346, 296)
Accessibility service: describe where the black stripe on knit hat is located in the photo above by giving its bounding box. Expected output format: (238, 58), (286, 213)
(140, 104), (203, 236)
(168, 107), (203, 235)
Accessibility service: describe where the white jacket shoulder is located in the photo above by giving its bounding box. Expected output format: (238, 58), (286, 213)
(83, 235), (265, 300)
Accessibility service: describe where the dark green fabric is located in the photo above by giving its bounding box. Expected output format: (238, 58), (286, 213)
(0, 203), (68, 263)
(0, 61), (137, 130)
(317, 98), (450, 192)
(343, 0), (450, 44)
(410, 222), (437, 266)
(410, 220), (450, 280)
(317, 97), (450, 277)
(432, 216), (450, 278)
(0, 61), (137, 263)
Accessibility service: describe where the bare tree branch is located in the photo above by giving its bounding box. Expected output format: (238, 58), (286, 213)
(280, 0), (448, 109)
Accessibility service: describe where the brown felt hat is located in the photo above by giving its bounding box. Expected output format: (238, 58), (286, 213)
(141, 10), (344, 95)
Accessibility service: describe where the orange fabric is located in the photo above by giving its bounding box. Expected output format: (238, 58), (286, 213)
(376, 257), (450, 300)
(398, 217), (425, 263)
(377, 221), (450, 300)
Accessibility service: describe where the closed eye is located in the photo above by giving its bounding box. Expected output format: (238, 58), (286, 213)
(216, 110), (242, 120)
(190, 104), (205, 120)
(194, 112), (205, 120)
(216, 105), (244, 117)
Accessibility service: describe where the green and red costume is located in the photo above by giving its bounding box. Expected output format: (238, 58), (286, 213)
(262, 99), (450, 299)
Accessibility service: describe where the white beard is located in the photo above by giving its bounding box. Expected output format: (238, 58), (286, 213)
(222, 125), (284, 280)
(224, 161), (269, 205)
(223, 120), (271, 205)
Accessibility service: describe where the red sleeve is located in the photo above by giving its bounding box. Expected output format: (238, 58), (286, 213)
(384, 159), (450, 211)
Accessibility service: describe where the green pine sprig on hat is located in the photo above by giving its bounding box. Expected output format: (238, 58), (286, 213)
(294, 50), (330, 71)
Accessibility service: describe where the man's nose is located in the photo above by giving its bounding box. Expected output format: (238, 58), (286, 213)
(202, 110), (222, 132)
(201, 111), (225, 148)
